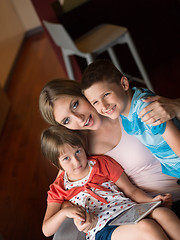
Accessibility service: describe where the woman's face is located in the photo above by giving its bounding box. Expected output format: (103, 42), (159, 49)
(53, 95), (102, 130)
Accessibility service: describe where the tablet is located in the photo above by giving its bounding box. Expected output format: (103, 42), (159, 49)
(109, 201), (161, 225)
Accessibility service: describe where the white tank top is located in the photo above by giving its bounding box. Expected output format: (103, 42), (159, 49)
(106, 118), (180, 201)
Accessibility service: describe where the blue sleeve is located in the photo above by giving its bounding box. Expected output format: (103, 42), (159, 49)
(150, 123), (166, 135)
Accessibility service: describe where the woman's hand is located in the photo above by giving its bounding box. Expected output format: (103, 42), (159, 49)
(152, 193), (172, 208)
(139, 96), (180, 125)
(74, 208), (98, 233)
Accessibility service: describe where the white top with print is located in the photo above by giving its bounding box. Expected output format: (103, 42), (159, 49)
(64, 161), (135, 240)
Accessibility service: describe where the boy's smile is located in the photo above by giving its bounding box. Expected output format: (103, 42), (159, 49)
(104, 105), (116, 115)
(83, 78), (131, 119)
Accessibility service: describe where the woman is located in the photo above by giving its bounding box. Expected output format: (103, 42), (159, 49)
(39, 79), (180, 239)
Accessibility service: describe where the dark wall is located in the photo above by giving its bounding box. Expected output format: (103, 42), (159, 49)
(60, 0), (180, 75)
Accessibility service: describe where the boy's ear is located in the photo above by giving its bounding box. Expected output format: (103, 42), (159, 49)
(120, 76), (129, 91)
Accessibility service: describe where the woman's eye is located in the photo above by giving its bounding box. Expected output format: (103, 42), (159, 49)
(63, 156), (69, 161)
(93, 101), (98, 106)
(63, 117), (70, 125)
(72, 100), (78, 110)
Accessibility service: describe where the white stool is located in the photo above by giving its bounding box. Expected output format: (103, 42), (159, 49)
(43, 20), (154, 91)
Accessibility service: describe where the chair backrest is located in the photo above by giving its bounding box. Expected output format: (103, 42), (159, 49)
(43, 20), (79, 53)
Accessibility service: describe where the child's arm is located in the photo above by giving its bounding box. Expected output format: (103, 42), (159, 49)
(152, 193), (172, 208)
(115, 172), (153, 203)
(74, 208), (98, 233)
(162, 120), (180, 157)
(115, 172), (172, 207)
(42, 202), (86, 237)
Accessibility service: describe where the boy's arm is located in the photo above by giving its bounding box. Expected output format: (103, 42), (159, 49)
(136, 96), (180, 156)
(42, 202), (85, 237)
(162, 120), (180, 157)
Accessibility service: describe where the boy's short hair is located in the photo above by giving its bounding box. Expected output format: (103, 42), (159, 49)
(41, 125), (88, 169)
(81, 59), (124, 91)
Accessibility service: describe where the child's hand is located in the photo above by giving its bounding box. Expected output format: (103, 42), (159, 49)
(74, 208), (98, 233)
(61, 200), (73, 208)
(152, 193), (172, 208)
(63, 205), (86, 222)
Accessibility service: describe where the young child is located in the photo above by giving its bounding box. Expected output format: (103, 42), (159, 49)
(81, 59), (180, 178)
(41, 125), (180, 240)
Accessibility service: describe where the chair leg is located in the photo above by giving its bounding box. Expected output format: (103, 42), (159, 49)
(62, 50), (75, 80)
(107, 48), (124, 73)
(124, 32), (154, 91)
(85, 54), (94, 65)
(108, 47), (145, 85)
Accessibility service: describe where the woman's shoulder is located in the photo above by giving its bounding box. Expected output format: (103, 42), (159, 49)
(89, 140), (110, 155)
(89, 134), (119, 155)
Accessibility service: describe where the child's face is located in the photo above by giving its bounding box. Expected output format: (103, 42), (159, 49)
(58, 144), (89, 181)
(83, 77), (130, 119)
(53, 95), (102, 130)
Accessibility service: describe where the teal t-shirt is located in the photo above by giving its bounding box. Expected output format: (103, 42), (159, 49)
(120, 87), (180, 178)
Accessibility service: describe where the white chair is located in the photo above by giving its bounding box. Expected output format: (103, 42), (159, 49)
(43, 20), (154, 91)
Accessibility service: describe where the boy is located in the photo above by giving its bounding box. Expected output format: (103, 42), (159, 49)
(41, 125), (179, 240)
(81, 59), (180, 178)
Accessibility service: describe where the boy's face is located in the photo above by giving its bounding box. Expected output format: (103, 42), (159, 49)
(83, 77), (130, 119)
(58, 144), (89, 181)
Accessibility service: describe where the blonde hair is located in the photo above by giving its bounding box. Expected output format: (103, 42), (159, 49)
(39, 79), (84, 125)
(41, 125), (88, 169)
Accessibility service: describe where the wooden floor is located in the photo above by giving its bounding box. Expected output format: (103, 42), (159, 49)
(0, 32), (66, 240)
(0, 30), (179, 240)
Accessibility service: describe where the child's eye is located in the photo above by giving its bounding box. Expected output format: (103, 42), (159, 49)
(104, 92), (110, 97)
(72, 100), (79, 110)
(63, 117), (70, 125)
(76, 149), (81, 154)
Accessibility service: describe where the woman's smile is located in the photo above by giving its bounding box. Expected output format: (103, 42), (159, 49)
(84, 115), (94, 127)
(53, 96), (102, 130)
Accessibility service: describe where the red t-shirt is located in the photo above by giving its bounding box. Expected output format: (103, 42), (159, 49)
(47, 155), (124, 204)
